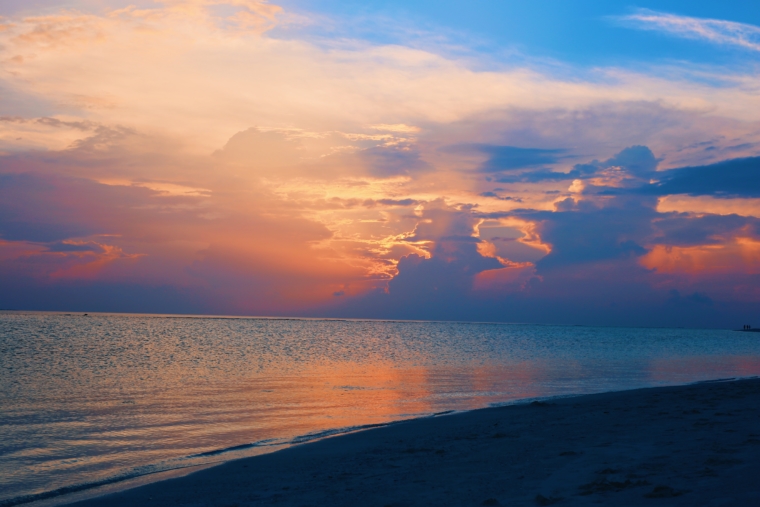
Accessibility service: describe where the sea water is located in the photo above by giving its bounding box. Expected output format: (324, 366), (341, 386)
(2, 312), (760, 505)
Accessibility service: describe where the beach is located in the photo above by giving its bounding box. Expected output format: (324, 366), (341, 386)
(64, 377), (760, 506)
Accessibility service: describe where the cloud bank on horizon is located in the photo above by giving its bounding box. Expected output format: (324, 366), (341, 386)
(1, 0), (759, 327)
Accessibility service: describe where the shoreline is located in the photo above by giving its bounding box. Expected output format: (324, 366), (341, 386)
(10, 415), (451, 507)
(24, 376), (759, 506)
(0, 388), (671, 507)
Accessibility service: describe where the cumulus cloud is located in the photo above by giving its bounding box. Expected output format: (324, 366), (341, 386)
(330, 201), (509, 320)
(486, 145), (658, 185)
(334, 146), (760, 324)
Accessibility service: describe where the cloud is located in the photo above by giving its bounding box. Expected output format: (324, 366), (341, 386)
(492, 145), (658, 184)
(668, 289), (713, 306)
(519, 203), (655, 271)
(0, 172), (124, 242)
(2, 3), (760, 326)
(652, 212), (760, 246)
(358, 144), (432, 177)
(4, 2), (760, 156)
(387, 242), (502, 302)
(479, 191), (521, 202)
(442, 144), (565, 172)
(331, 202), (507, 320)
(405, 200), (482, 242)
(0, 152), (370, 314)
(619, 9), (760, 52)
(604, 145), (659, 177)
(214, 127), (304, 169)
(370, 198), (419, 207)
(648, 157), (760, 198)
(643, 238), (760, 276)
(47, 241), (106, 253)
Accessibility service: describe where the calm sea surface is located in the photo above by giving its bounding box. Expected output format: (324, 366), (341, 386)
(2, 312), (760, 504)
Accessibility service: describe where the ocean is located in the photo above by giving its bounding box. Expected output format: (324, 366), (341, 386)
(1, 312), (759, 505)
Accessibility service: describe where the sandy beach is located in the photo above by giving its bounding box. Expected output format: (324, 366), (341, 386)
(63, 378), (760, 507)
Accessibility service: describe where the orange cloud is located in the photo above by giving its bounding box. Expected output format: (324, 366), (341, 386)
(49, 242), (144, 280)
(0, 239), (46, 261)
(657, 195), (760, 217)
(2, 1), (760, 323)
(641, 237), (760, 274)
(472, 264), (535, 294)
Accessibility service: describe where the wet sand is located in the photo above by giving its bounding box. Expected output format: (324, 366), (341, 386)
(68, 378), (760, 506)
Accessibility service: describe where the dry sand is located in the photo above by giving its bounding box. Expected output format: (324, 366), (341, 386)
(67, 378), (760, 506)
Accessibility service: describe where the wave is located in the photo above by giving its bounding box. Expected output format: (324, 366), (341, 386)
(0, 410), (458, 507)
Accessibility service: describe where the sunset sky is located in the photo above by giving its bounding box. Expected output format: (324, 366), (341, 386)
(1, 0), (760, 327)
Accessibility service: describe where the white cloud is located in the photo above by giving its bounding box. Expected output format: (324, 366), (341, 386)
(2, 3), (760, 158)
(620, 9), (760, 52)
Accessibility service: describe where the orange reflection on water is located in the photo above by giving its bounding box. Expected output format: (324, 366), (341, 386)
(182, 359), (555, 451)
(8, 314), (760, 505)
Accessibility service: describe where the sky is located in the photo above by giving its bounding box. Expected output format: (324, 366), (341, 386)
(1, 0), (760, 327)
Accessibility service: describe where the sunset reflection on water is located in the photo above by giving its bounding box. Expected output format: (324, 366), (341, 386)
(2, 313), (760, 503)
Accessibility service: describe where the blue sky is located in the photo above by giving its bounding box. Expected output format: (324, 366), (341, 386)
(269, 1), (760, 68)
(4, 1), (760, 69)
